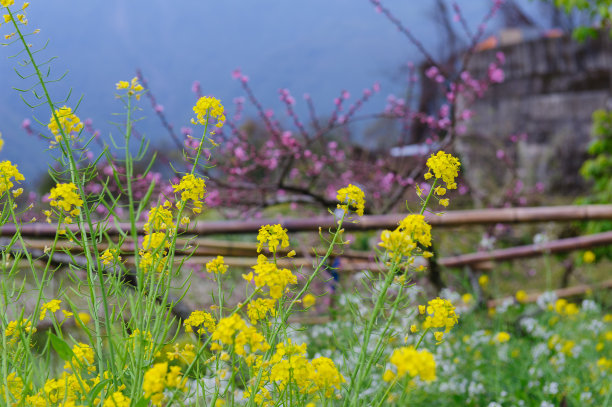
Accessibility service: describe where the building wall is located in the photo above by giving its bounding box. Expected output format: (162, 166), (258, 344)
(459, 33), (612, 196)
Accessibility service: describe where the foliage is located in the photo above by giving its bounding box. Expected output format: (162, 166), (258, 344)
(550, 0), (612, 40)
(577, 109), (612, 262)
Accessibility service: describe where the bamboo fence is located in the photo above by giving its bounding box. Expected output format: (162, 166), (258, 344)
(4, 204), (612, 324)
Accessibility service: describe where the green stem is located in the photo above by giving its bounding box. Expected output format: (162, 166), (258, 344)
(9, 9), (117, 382)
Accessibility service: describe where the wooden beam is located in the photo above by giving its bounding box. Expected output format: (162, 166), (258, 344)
(439, 231), (612, 268)
(4, 204), (612, 237)
(487, 279), (612, 308)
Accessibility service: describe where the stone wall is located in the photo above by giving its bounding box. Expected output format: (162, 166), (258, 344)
(459, 33), (612, 196)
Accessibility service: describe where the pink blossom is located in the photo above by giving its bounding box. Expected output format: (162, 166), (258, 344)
(488, 64), (504, 83)
(234, 147), (247, 161)
(154, 104), (164, 113)
(425, 66), (439, 79)
(191, 81), (201, 94)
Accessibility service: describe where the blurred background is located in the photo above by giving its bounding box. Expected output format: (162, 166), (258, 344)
(1, 0), (560, 180)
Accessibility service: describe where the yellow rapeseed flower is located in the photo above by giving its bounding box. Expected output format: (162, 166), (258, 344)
(143, 204), (175, 233)
(515, 290), (528, 304)
(0, 161), (24, 195)
(47, 106), (83, 144)
(49, 182), (83, 216)
(100, 248), (121, 265)
(256, 224), (289, 253)
(40, 299), (61, 320)
(399, 214), (432, 247)
(116, 77), (144, 100)
(172, 173), (206, 213)
(388, 346), (436, 382)
(250, 255), (297, 299)
(423, 297), (459, 333)
(183, 310), (216, 334)
(425, 151), (461, 190)
(103, 391), (131, 407)
(302, 293), (316, 309)
(1, 0), (15, 7)
(310, 356), (346, 398)
(192, 96), (226, 128)
(206, 255), (228, 274)
(336, 184), (365, 216)
(142, 363), (186, 406)
(493, 332), (510, 343)
(378, 228), (416, 262)
(64, 342), (96, 373)
(247, 298), (276, 324)
(583, 250), (596, 264)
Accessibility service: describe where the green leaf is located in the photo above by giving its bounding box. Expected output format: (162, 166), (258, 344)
(572, 27), (598, 42)
(85, 379), (111, 405)
(48, 332), (74, 362)
(134, 397), (149, 407)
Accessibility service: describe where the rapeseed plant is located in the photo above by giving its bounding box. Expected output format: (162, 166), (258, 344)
(2, 2), (607, 406)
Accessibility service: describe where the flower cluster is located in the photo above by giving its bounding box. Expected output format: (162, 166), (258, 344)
(210, 314), (270, 357)
(378, 228), (416, 263)
(64, 342), (96, 373)
(0, 373), (24, 404)
(425, 151), (461, 190)
(383, 346), (436, 382)
(256, 224), (289, 253)
(172, 173), (206, 214)
(116, 77), (144, 100)
(5, 318), (35, 345)
(103, 392), (131, 407)
(243, 255), (297, 299)
(553, 298), (579, 317)
(47, 106), (83, 144)
(247, 297), (276, 324)
(399, 214), (432, 247)
(206, 255), (228, 275)
(183, 310), (216, 335)
(268, 340), (345, 397)
(100, 248), (121, 266)
(47, 183), (83, 225)
(142, 362), (186, 406)
(39, 299), (62, 320)
(420, 297), (459, 343)
(139, 203), (175, 274)
(191, 96), (226, 128)
(0, 160), (24, 195)
(379, 214), (432, 264)
(143, 202), (175, 233)
(336, 184), (365, 216)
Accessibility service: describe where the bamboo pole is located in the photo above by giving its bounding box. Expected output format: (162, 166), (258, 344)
(5, 204), (612, 237)
(487, 279), (612, 308)
(439, 231), (612, 268)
